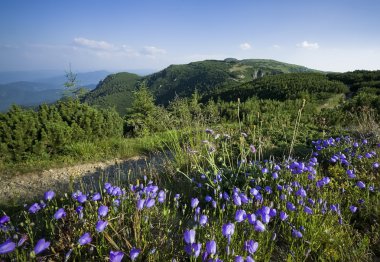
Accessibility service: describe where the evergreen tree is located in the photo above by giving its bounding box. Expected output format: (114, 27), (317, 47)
(124, 85), (157, 136)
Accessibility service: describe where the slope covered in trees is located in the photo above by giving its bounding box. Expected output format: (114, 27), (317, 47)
(326, 70), (380, 115)
(82, 72), (141, 115)
(206, 72), (349, 102)
(82, 59), (319, 113)
(143, 59), (321, 104)
(327, 70), (380, 92)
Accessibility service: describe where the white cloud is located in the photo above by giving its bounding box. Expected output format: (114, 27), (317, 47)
(239, 42), (251, 50)
(297, 41), (319, 50)
(72, 38), (167, 58)
(0, 44), (18, 49)
(121, 45), (139, 57)
(272, 44), (281, 49)
(139, 46), (167, 56)
(179, 54), (227, 64)
(0, 39), (169, 71)
(73, 37), (116, 51)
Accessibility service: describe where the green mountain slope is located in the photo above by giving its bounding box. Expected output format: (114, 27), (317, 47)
(82, 72), (142, 115)
(84, 59), (320, 114)
(327, 70), (380, 92)
(206, 72), (348, 102)
(145, 60), (232, 104)
(145, 59), (320, 104)
(237, 58), (320, 73)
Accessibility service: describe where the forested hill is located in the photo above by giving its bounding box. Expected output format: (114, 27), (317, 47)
(83, 59), (319, 113)
(327, 70), (380, 92)
(145, 59), (319, 104)
(82, 72), (141, 115)
(205, 72), (349, 102)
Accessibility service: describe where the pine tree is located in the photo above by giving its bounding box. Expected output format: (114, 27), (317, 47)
(125, 84), (157, 136)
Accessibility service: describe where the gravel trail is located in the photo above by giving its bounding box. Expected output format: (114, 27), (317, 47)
(0, 152), (168, 207)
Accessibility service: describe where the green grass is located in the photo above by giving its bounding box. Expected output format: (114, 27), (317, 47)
(0, 131), (176, 175)
(317, 93), (345, 112)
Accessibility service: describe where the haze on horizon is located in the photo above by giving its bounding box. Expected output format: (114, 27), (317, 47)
(1, 0), (379, 73)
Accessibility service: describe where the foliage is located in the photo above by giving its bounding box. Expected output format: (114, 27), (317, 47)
(0, 100), (123, 163)
(64, 66), (78, 90)
(206, 72), (348, 102)
(63, 66), (90, 100)
(327, 70), (380, 92)
(83, 72), (141, 115)
(146, 59), (319, 105)
(124, 85), (169, 136)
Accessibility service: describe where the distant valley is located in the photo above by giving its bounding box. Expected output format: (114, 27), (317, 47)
(0, 70), (110, 111)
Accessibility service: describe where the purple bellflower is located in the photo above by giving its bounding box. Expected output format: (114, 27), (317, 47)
(34, 238), (50, 255)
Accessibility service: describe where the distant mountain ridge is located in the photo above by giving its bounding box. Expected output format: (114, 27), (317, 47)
(35, 70), (111, 88)
(0, 70), (63, 84)
(83, 58), (320, 114)
(0, 82), (62, 111)
(0, 71), (111, 111)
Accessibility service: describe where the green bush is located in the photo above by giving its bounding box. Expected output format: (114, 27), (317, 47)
(0, 100), (123, 163)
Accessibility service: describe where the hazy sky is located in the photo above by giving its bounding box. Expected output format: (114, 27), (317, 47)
(1, 0), (379, 72)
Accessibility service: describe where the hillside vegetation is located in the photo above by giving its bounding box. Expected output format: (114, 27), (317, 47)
(83, 72), (141, 115)
(2, 66), (380, 170)
(328, 70), (380, 92)
(1, 62), (380, 261)
(206, 72), (348, 102)
(83, 59), (319, 113)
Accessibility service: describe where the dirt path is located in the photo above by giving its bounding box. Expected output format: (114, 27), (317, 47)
(0, 152), (168, 207)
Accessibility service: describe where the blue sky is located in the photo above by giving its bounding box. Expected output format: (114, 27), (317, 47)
(0, 0), (379, 72)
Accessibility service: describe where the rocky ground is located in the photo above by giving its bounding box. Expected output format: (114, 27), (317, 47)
(0, 152), (168, 207)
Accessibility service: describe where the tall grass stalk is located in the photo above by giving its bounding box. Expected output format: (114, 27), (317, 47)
(288, 99), (306, 159)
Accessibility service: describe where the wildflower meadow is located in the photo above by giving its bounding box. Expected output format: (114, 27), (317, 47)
(1, 127), (379, 261)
